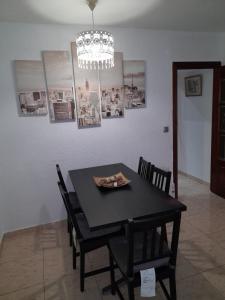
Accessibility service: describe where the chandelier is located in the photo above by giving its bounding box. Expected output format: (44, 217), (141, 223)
(76, 0), (114, 70)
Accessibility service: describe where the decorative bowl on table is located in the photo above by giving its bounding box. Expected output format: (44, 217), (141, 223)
(93, 172), (130, 188)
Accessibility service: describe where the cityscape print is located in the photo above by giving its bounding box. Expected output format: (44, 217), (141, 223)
(15, 60), (48, 116)
(100, 52), (124, 118)
(42, 51), (76, 122)
(123, 60), (145, 109)
(14, 49), (147, 127)
(71, 42), (101, 128)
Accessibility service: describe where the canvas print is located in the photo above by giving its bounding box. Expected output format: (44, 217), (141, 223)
(100, 52), (124, 118)
(185, 75), (202, 97)
(71, 42), (101, 128)
(15, 60), (48, 116)
(124, 60), (145, 109)
(42, 51), (75, 122)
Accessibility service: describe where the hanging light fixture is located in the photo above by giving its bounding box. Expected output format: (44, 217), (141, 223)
(76, 0), (114, 70)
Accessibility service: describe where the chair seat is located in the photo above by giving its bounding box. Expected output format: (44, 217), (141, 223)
(76, 213), (121, 241)
(68, 192), (82, 213)
(109, 231), (171, 275)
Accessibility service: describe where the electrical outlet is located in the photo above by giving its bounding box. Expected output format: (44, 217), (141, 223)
(163, 126), (169, 133)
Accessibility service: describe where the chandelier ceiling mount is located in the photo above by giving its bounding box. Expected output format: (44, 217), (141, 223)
(86, 0), (97, 12)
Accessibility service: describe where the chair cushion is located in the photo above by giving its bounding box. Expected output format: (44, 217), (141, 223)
(76, 213), (121, 241)
(109, 231), (171, 275)
(68, 192), (82, 212)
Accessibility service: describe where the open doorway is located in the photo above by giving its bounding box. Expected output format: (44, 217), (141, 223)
(178, 69), (213, 193)
(172, 62), (221, 198)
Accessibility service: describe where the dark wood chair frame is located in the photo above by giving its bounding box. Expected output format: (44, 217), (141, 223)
(108, 211), (181, 300)
(56, 164), (68, 193)
(138, 159), (171, 244)
(138, 156), (152, 180)
(57, 181), (121, 292)
(149, 165), (172, 244)
(56, 164), (82, 244)
(150, 166), (172, 194)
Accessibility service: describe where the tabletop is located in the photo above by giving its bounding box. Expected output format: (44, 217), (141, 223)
(69, 163), (186, 230)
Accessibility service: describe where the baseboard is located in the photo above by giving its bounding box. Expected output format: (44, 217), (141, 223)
(178, 170), (210, 186)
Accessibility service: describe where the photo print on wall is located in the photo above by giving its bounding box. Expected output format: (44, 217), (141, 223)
(15, 60), (48, 116)
(71, 42), (101, 128)
(42, 51), (76, 122)
(100, 52), (124, 118)
(184, 75), (202, 97)
(124, 60), (145, 109)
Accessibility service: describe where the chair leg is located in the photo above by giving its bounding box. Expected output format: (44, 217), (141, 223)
(80, 250), (85, 292)
(109, 252), (116, 295)
(128, 281), (134, 300)
(67, 219), (73, 247)
(72, 244), (77, 269)
(162, 224), (168, 244)
(67, 216), (70, 233)
(69, 229), (73, 247)
(169, 272), (177, 300)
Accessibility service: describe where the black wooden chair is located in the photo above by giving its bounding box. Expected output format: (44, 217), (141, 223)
(56, 164), (82, 242)
(149, 166), (172, 244)
(138, 156), (152, 180)
(149, 165), (171, 194)
(57, 181), (122, 292)
(108, 212), (181, 300)
(56, 164), (82, 213)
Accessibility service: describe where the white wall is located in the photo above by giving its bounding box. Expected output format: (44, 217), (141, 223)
(178, 69), (213, 183)
(0, 199), (4, 243)
(0, 22), (224, 232)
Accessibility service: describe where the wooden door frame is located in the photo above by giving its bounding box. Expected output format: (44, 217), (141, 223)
(173, 61), (221, 198)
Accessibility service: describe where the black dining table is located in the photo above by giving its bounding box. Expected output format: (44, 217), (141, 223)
(69, 163), (186, 231)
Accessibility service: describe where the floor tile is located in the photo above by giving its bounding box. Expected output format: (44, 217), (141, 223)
(201, 266), (225, 297)
(44, 274), (99, 300)
(88, 246), (109, 271)
(177, 273), (225, 300)
(0, 284), (44, 300)
(37, 220), (69, 250)
(176, 252), (200, 280)
(0, 228), (42, 263)
(43, 247), (74, 283)
(0, 253), (43, 295)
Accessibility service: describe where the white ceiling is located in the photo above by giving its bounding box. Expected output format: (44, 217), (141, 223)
(0, 0), (225, 32)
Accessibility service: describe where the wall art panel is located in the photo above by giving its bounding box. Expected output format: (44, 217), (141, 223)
(124, 60), (145, 109)
(42, 51), (75, 122)
(71, 42), (101, 128)
(15, 60), (48, 116)
(100, 52), (124, 118)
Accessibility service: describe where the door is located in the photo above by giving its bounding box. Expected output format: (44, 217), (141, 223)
(211, 66), (225, 197)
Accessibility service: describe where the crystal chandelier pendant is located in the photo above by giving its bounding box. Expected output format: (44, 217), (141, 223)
(76, 0), (114, 70)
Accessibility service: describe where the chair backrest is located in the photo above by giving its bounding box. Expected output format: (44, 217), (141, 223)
(56, 164), (67, 193)
(126, 212), (181, 277)
(57, 181), (82, 239)
(150, 166), (171, 194)
(138, 156), (152, 180)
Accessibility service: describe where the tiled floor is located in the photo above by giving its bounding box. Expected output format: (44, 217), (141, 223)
(1, 174), (225, 299)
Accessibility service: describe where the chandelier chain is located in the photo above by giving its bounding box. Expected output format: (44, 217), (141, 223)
(92, 10), (95, 30)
